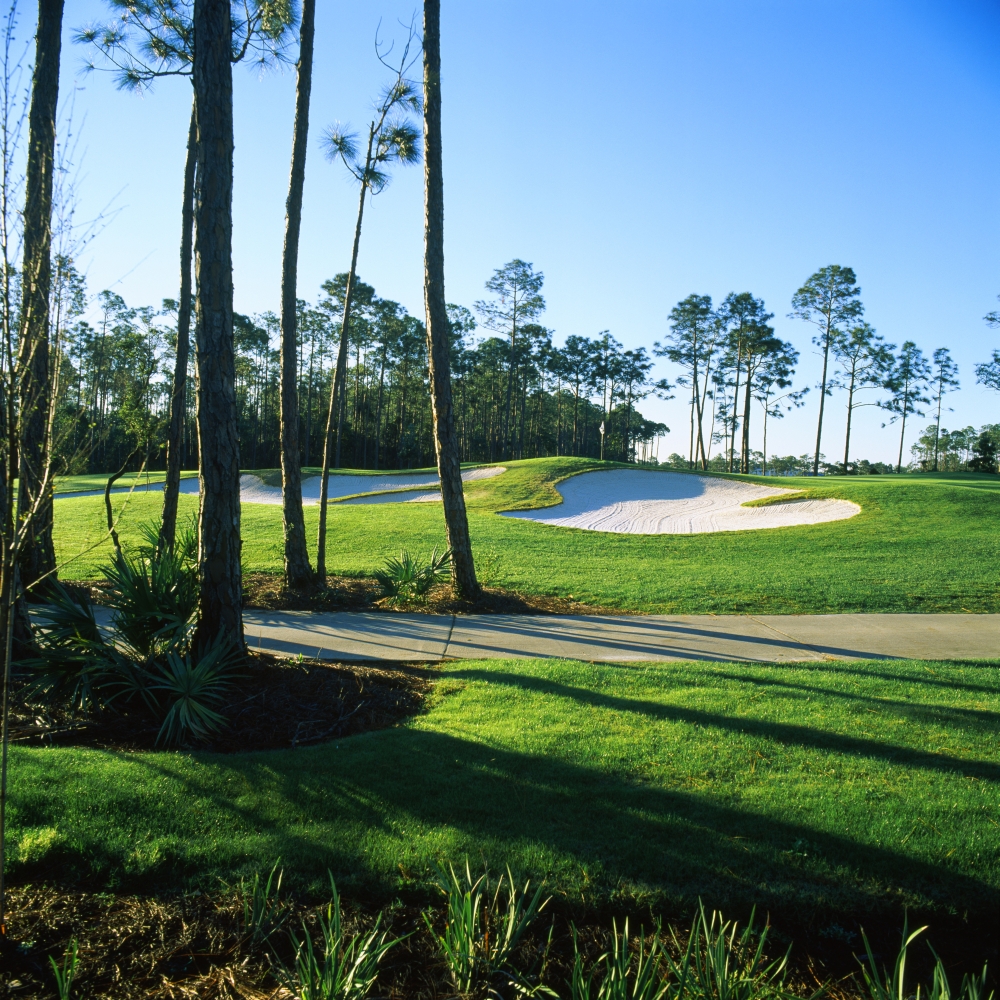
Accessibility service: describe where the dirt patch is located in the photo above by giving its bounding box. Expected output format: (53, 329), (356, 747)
(3, 883), (994, 1000)
(0, 885), (853, 1000)
(240, 572), (635, 617)
(8, 651), (432, 753)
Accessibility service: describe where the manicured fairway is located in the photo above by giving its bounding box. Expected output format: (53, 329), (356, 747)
(53, 458), (1000, 614)
(8, 656), (999, 929)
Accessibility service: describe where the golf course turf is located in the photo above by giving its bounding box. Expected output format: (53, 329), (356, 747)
(9, 656), (1000, 937)
(52, 457), (1000, 614)
(23, 458), (999, 962)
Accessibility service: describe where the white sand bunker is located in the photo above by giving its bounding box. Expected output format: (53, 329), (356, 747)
(501, 470), (859, 534)
(239, 466), (505, 505)
(54, 478), (201, 500)
(55, 467), (505, 505)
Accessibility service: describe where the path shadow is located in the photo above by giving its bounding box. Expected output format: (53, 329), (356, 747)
(447, 615), (894, 661)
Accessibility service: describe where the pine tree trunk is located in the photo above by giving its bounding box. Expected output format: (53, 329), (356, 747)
(16, 0), (63, 596)
(316, 172), (368, 583)
(843, 370), (856, 474)
(741, 370), (752, 473)
(192, 0), (242, 652)
(278, 0), (315, 590)
(813, 315), (832, 475)
(897, 383), (909, 474)
(159, 97), (197, 555)
(423, 0), (479, 600)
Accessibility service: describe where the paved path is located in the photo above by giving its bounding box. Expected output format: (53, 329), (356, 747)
(241, 610), (998, 663)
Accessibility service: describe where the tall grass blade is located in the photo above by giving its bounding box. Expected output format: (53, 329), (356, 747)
(238, 860), (286, 944)
(274, 875), (399, 1000)
(857, 919), (928, 1000)
(49, 939), (79, 1000)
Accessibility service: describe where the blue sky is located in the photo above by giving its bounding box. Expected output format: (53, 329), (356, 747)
(51, 0), (1000, 463)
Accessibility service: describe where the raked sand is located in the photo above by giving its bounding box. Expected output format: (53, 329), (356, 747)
(54, 466), (505, 504)
(501, 469), (859, 534)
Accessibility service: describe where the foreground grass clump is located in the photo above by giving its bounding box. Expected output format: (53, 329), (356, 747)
(53, 458), (1000, 613)
(8, 656), (999, 939)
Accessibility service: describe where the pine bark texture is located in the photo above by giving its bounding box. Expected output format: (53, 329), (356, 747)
(423, 0), (479, 600)
(193, 0), (242, 651)
(278, 0), (315, 590)
(159, 97), (197, 555)
(16, 0), (63, 594)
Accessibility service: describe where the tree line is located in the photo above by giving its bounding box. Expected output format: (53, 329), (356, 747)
(40, 258), (671, 478)
(661, 263), (999, 477)
(37, 254), (1000, 485)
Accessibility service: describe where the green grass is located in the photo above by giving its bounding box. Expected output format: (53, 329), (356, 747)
(53, 457), (1000, 614)
(9, 656), (999, 926)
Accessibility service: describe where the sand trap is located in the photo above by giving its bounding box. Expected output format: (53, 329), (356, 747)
(55, 467), (505, 505)
(54, 478), (200, 500)
(501, 470), (859, 534)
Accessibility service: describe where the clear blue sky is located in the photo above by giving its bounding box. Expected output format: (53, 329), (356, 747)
(50, 0), (1000, 463)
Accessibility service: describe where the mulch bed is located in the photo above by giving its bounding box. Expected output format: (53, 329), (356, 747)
(240, 572), (634, 616)
(0, 884), (859, 1000)
(76, 574), (634, 616)
(8, 651), (433, 753)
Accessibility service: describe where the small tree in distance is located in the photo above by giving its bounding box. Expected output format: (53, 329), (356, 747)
(474, 260), (546, 459)
(929, 347), (959, 472)
(790, 265), (863, 475)
(881, 341), (932, 474)
(976, 298), (1000, 394)
(753, 343), (802, 476)
(654, 294), (716, 469)
(830, 322), (894, 474)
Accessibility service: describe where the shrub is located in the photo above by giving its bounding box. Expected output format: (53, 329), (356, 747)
(148, 638), (244, 746)
(375, 547), (451, 603)
(25, 521), (241, 746)
(858, 921), (994, 1000)
(664, 902), (793, 1000)
(237, 861), (288, 946)
(569, 918), (667, 1000)
(49, 940), (79, 1000)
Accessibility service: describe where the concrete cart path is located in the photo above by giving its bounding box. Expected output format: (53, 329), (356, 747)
(241, 610), (999, 663)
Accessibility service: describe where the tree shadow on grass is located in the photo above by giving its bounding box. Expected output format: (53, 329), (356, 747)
(693, 670), (1000, 734)
(446, 668), (1000, 783)
(731, 659), (1000, 697)
(54, 721), (996, 936)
